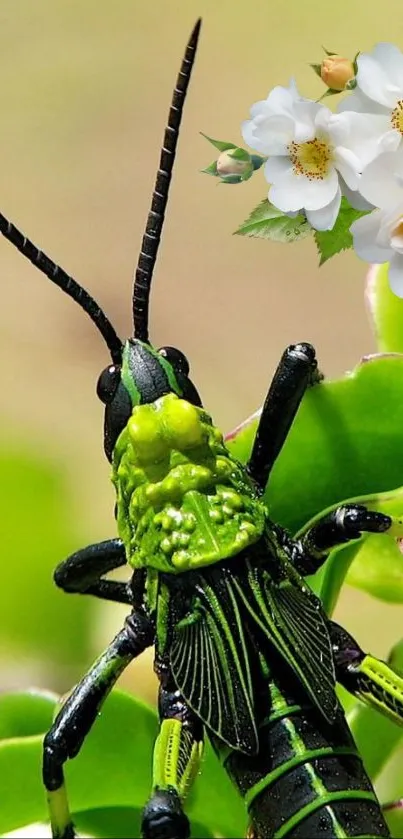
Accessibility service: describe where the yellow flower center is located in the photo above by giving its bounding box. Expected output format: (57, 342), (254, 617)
(391, 100), (403, 134)
(288, 137), (333, 180)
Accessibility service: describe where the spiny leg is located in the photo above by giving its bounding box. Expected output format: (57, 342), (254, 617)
(247, 343), (320, 492)
(54, 538), (132, 604)
(141, 664), (204, 839)
(43, 610), (154, 839)
(287, 503), (400, 576)
(330, 621), (403, 726)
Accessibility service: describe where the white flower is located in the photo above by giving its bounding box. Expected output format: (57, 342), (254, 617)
(350, 148), (403, 295)
(242, 81), (384, 230)
(338, 43), (403, 154)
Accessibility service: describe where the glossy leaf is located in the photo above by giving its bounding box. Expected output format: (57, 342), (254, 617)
(0, 690), (245, 838)
(383, 803), (403, 839)
(0, 690), (56, 740)
(0, 446), (93, 668)
(76, 808), (214, 839)
(234, 199), (311, 242)
(314, 197), (369, 265)
(366, 262), (403, 353)
(200, 132), (237, 152)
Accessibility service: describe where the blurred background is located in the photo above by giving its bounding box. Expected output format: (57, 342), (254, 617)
(1, 0), (403, 708)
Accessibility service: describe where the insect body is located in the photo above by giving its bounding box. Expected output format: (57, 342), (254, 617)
(3, 18), (403, 839)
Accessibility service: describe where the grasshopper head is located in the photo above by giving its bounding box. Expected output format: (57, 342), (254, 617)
(96, 339), (202, 461)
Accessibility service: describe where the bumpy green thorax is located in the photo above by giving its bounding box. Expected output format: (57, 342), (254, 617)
(112, 392), (265, 573)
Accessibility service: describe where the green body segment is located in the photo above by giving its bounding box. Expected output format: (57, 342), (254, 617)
(213, 678), (389, 839)
(112, 393), (266, 572)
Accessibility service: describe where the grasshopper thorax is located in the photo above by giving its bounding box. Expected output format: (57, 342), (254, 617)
(97, 339), (202, 461)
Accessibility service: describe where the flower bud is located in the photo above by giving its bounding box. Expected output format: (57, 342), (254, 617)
(320, 56), (355, 91)
(216, 150), (251, 177)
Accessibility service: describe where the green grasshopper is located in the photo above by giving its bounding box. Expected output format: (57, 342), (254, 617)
(2, 18), (403, 839)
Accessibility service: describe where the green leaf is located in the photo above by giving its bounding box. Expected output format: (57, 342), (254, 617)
(383, 803), (403, 839)
(0, 445), (93, 669)
(200, 132), (237, 152)
(348, 699), (403, 783)
(228, 147), (250, 161)
(76, 808), (214, 839)
(366, 262), (403, 353)
(0, 690), (56, 740)
(310, 62), (323, 77)
(235, 199), (312, 242)
(314, 197), (370, 265)
(0, 690), (245, 838)
(201, 160), (218, 176)
(346, 530), (403, 602)
(251, 154), (266, 171)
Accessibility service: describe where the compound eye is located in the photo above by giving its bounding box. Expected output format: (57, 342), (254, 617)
(96, 365), (121, 404)
(158, 346), (190, 376)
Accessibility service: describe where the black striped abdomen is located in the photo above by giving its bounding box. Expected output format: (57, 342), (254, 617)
(214, 682), (388, 838)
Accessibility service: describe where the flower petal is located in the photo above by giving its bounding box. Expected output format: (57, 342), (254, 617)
(332, 112), (400, 169)
(337, 89), (388, 115)
(371, 43), (403, 90)
(264, 80), (302, 117)
(269, 168), (339, 213)
(340, 178), (374, 211)
(242, 113), (295, 155)
(333, 147), (361, 190)
(264, 156), (293, 182)
(388, 252), (403, 295)
(268, 170), (306, 212)
(358, 149), (403, 208)
(357, 51), (402, 108)
(305, 187), (341, 231)
(350, 211), (392, 262)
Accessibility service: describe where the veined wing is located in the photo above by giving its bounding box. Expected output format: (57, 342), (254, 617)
(233, 560), (338, 724)
(170, 571), (258, 754)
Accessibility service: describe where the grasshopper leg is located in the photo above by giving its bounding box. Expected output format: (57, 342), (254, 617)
(141, 666), (204, 839)
(330, 621), (403, 726)
(54, 538), (131, 604)
(246, 343), (320, 492)
(43, 610), (153, 839)
(287, 504), (398, 575)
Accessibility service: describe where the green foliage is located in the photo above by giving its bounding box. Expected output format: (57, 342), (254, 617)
(0, 446), (93, 669)
(314, 197), (370, 265)
(235, 199), (311, 242)
(0, 690), (244, 838)
(366, 262), (403, 353)
(200, 133), (237, 153)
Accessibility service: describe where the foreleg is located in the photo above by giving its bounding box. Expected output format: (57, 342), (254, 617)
(287, 504), (399, 576)
(43, 610), (154, 838)
(247, 343), (320, 492)
(54, 538), (131, 604)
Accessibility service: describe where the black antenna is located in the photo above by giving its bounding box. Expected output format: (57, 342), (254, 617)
(132, 18), (202, 343)
(0, 213), (123, 364)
